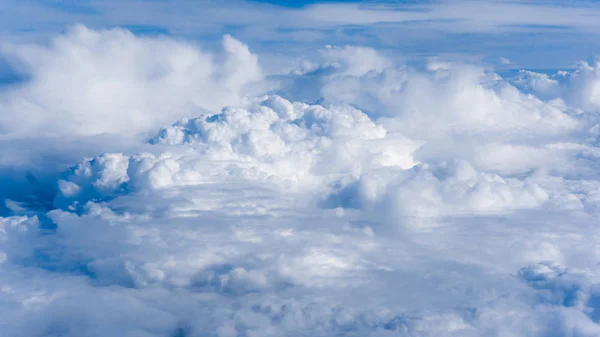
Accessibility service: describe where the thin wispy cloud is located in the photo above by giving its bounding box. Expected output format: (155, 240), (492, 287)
(4, 0), (600, 67)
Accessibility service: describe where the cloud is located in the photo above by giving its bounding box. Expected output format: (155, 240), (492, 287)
(302, 1), (600, 33)
(5, 0), (600, 70)
(516, 60), (600, 113)
(2, 24), (600, 337)
(0, 25), (264, 216)
(0, 24), (263, 136)
(55, 94), (418, 213)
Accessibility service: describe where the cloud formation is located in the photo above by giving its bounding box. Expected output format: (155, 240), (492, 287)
(1, 25), (600, 337)
(0, 24), (262, 136)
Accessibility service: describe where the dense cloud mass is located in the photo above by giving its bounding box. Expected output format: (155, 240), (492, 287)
(0, 25), (262, 136)
(2, 25), (600, 337)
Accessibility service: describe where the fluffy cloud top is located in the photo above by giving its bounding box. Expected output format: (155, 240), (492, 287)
(513, 59), (600, 113)
(0, 25), (262, 136)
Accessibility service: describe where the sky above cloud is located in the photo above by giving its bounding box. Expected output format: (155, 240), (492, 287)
(3, 0), (600, 69)
(2, 1), (600, 337)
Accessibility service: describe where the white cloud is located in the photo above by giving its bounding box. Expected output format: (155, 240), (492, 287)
(302, 1), (600, 33)
(321, 45), (392, 77)
(5, 0), (600, 71)
(512, 63), (600, 112)
(2, 25), (600, 337)
(0, 24), (263, 136)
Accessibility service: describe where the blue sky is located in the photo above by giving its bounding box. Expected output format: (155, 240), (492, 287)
(248, 0), (363, 7)
(3, 0), (600, 69)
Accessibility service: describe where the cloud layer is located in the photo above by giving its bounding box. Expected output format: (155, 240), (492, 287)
(1, 25), (600, 336)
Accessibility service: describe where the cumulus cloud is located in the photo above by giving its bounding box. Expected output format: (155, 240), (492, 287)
(290, 46), (590, 178)
(0, 24), (263, 136)
(514, 59), (600, 115)
(3, 25), (600, 337)
(321, 55), (576, 137)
